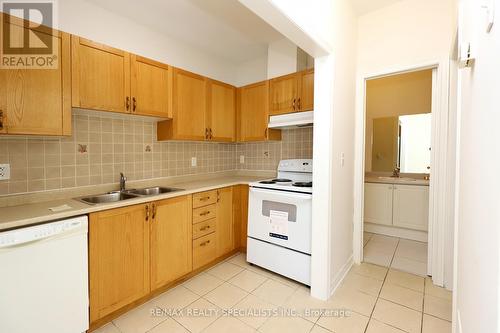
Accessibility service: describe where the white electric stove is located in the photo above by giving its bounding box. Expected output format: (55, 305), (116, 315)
(247, 159), (313, 285)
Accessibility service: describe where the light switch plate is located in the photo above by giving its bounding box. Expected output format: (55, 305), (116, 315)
(0, 164), (10, 180)
(191, 157), (197, 167)
(239, 155), (245, 164)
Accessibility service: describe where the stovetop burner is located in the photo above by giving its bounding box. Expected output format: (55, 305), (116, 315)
(259, 180), (276, 184)
(293, 182), (313, 188)
(272, 178), (292, 183)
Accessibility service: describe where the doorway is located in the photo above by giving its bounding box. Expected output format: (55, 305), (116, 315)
(361, 68), (434, 276)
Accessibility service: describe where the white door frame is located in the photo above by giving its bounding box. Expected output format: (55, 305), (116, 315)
(353, 59), (451, 287)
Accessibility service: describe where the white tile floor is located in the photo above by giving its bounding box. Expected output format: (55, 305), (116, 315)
(94, 252), (452, 333)
(364, 232), (428, 276)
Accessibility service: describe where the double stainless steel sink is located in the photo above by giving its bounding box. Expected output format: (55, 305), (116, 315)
(75, 186), (183, 205)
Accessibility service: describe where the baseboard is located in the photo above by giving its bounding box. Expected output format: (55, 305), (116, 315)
(329, 254), (353, 298)
(365, 223), (428, 242)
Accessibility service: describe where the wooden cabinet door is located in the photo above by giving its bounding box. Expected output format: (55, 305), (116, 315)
(238, 81), (269, 142)
(298, 69), (314, 112)
(216, 187), (234, 256)
(150, 196), (192, 291)
(172, 68), (207, 140)
(269, 73), (298, 115)
(131, 55), (172, 118)
(71, 37), (130, 113)
(232, 185), (249, 250)
(364, 183), (394, 226)
(393, 185), (429, 231)
(0, 16), (71, 135)
(207, 80), (235, 142)
(89, 204), (150, 322)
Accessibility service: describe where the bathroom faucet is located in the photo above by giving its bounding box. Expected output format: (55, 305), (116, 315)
(392, 167), (400, 178)
(120, 173), (127, 192)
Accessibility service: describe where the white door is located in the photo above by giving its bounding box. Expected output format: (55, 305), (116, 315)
(364, 183), (393, 225)
(393, 184), (429, 231)
(248, 187), (312, 254)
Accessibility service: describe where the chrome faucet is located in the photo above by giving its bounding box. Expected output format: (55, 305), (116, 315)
(392, 167), (401, 178)
(120, 173), (127, 192)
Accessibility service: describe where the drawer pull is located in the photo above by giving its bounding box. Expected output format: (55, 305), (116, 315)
(199, 225), (210, 231)
(199, 211), (210, 216)
(200, 240), (211, 247)
(199, 196), (210, 201)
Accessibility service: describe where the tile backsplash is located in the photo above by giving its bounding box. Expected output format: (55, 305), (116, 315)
(0, 111), (313, 196)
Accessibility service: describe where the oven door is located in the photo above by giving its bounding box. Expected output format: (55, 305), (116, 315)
(248, 187), (312, 254)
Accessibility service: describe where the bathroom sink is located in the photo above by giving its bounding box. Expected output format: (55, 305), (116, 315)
(125, 186), (183, 196)
(76, 191), (140, 205)
(378, 176), (416, 181)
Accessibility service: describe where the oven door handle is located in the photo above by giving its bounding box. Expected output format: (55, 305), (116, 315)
(250, 187), (312, 200)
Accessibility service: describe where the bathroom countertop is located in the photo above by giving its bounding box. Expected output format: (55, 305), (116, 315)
(365, 176), (430, 186)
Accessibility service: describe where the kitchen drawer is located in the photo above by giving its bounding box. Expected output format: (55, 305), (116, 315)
(193, 219), (216, 240)
(193, 233), (217, 270)
(192, 190), (217, 208)
(192, 204), (216, 224)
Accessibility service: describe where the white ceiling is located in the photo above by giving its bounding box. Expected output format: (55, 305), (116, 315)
(352, 0), (404, 16)
(86, 0), (284, 64)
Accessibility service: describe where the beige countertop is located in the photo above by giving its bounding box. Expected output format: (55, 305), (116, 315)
(0, 174), (267, 231)
(365, 176), (430, 186)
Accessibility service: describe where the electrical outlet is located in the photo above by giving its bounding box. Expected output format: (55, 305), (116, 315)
(191, 157), (197, 167)
(239, 155), (245, 164)
(0, 164), (10, 180)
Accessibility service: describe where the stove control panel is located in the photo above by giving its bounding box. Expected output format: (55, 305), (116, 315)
(278, 159), (313, 173)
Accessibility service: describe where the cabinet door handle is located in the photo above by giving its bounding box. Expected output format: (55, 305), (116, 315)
(209, 128), (213, 140)
(200, 196), (210, 202)
(126, 97), (130, 111)
(145, 204), (150, 222)
(0, 110), (4, 130)
(200, 240), (211, 247)
(199, 211), (210, 216)
(205, 128), (209, 140)
(217, 190), (220, 203)
(132, 97), (137, 112)
(200, 225), (211, 231)
(152, 203), (157, 219)
(292, 98), (296, 110)
(298, 98), (301, 110)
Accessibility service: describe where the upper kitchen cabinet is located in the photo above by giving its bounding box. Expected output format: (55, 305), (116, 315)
(269, 69), (314, 116)
(72, 36), (172, 117)
(237, 81), (281, 142)
(157, 68), (207, 141)
(298, 69), (314, 112)
(71, 37), (131, 113)
(207, 79), (236, 142)
(0, 14), (71, 136)
(130, 55), (172, 118)
(157, 69), (237, 142)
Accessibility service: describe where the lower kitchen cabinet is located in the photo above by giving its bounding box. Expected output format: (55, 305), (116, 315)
(233, 184), (249, 249)
(150, 196), (192, 291)
(216, 187), (234, 256)
(89, 204), (150, 323)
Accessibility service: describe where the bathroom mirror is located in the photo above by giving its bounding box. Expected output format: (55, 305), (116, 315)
(370, 113), (431, 173)
(365, 69), (433, 174)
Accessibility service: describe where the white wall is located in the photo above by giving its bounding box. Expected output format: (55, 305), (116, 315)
(354, 0), (457, 288)
(235, 55), (268, 87)
(454, 0), (500, 332)
(267, 38), (297, 78)
(329, 0), (358, 294)
(56, 0), (238, 85)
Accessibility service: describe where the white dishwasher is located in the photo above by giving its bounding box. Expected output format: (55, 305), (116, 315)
(0, 216), (89, 333)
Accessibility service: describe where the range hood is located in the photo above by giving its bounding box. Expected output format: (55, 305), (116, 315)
(268, 111), (314, 129)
